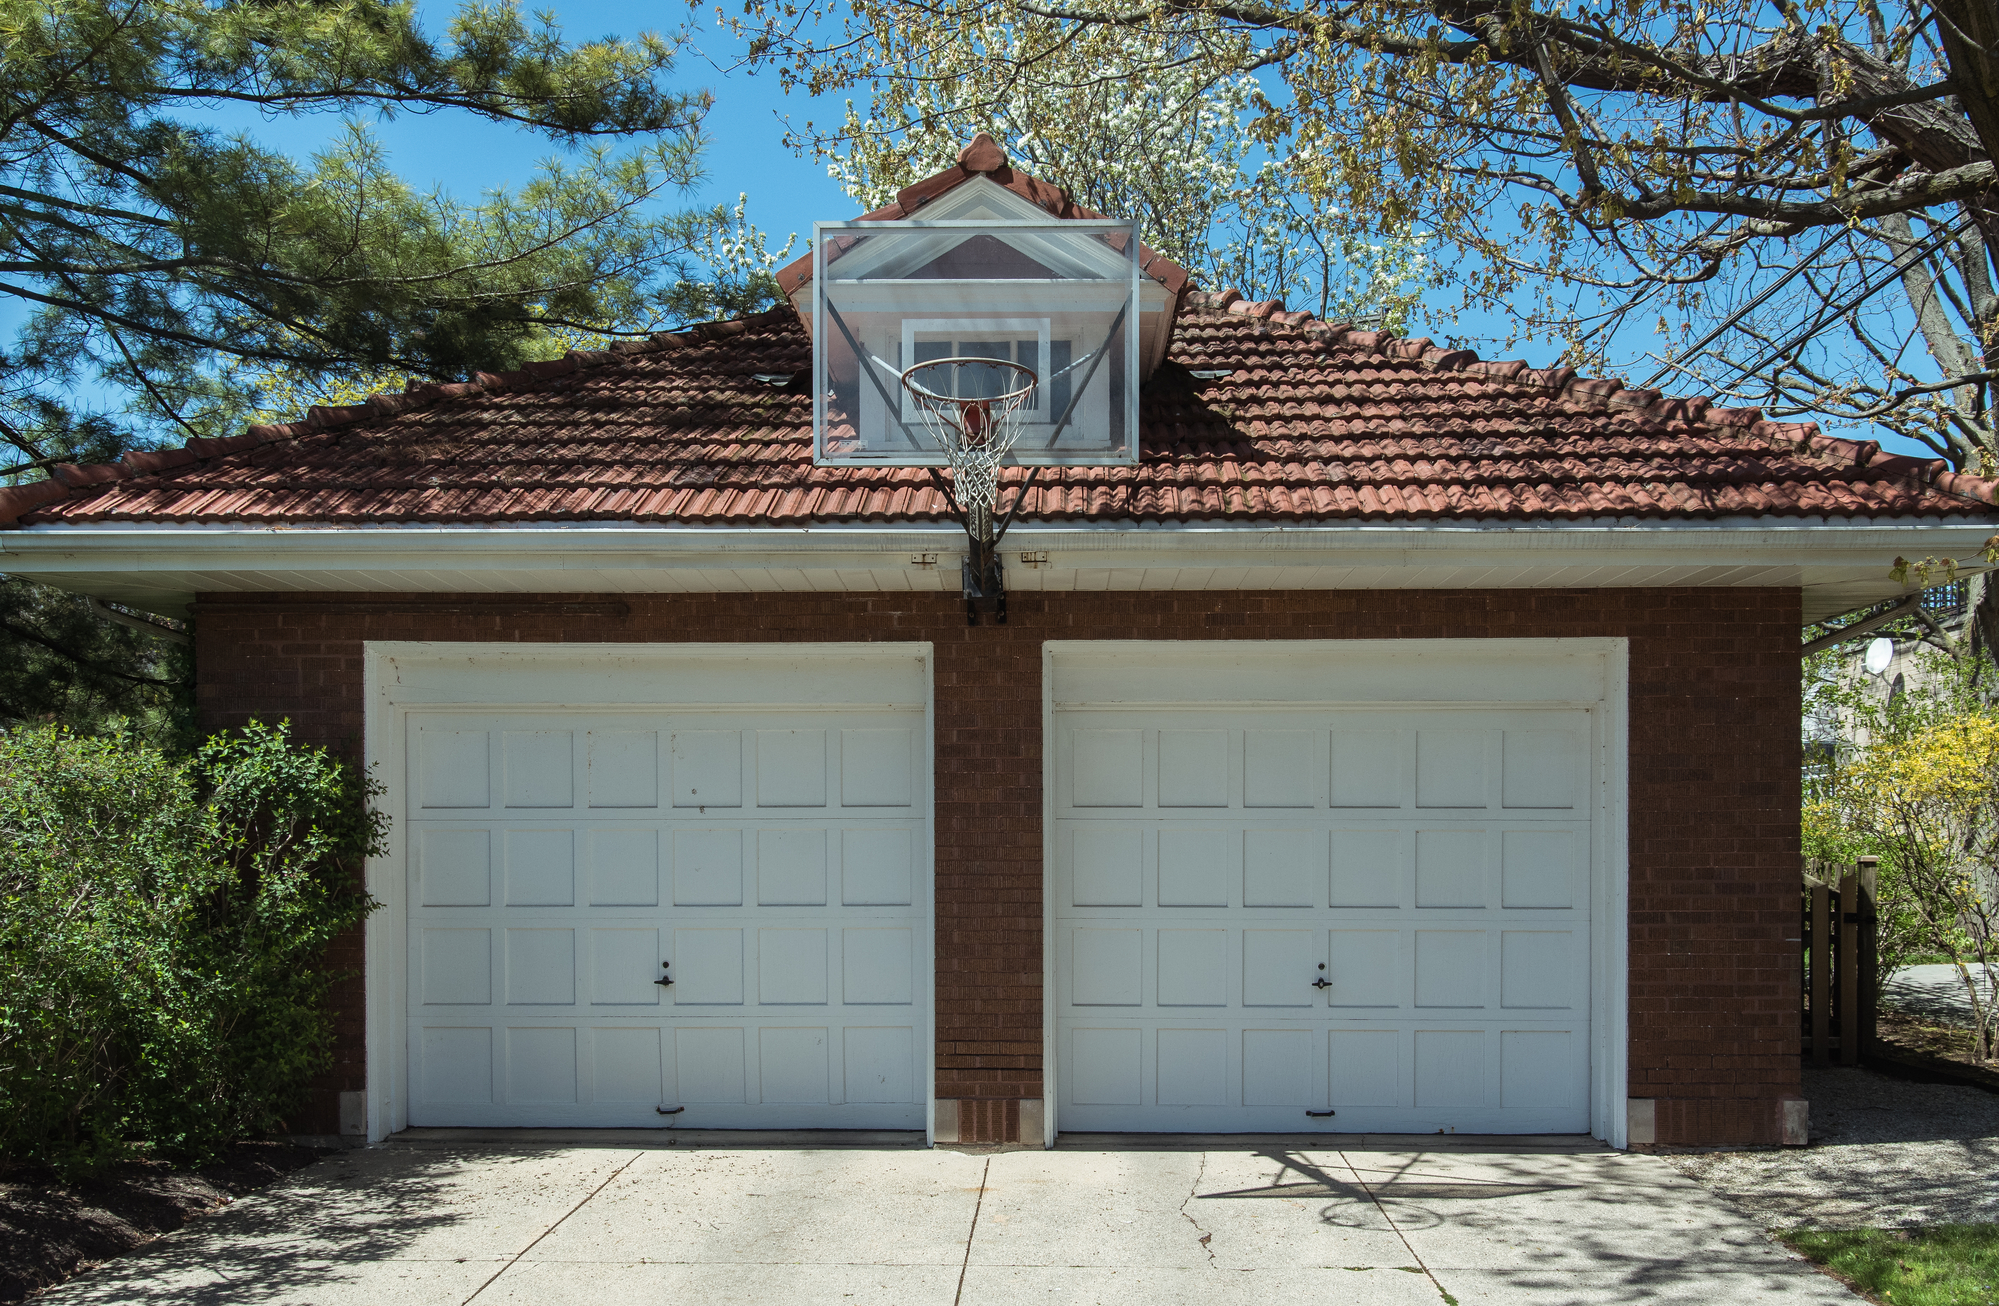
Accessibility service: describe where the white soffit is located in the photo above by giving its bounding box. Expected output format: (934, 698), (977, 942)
(1, 519), (1990, 622)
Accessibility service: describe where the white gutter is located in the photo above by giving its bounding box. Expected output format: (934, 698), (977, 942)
(0, 518), (1990, 564)
(2, 519), (1990, 619)
(0, 515), (1991, 544)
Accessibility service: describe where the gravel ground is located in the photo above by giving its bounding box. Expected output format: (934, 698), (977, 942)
(1665, 1066), (1999, 1229)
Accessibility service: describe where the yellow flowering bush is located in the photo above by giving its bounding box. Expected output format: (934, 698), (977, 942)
(1820, 712), (1999, 1061)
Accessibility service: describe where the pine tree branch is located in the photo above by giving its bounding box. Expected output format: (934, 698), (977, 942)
(0, 617), (182, 687)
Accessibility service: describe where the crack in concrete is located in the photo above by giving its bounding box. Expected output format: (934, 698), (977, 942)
(1179, 1151), (1217, 1267)
(459, 1149), (645, 1304)
(952, 1156), (991, 1306)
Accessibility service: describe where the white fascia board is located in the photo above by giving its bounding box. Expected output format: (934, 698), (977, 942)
(0, 518), (1989, 617)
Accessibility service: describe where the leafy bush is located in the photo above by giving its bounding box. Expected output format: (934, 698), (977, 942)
(0, 721), (384, 1172)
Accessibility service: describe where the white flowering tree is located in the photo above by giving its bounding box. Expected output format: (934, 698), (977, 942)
(807, 15), (1427, 325)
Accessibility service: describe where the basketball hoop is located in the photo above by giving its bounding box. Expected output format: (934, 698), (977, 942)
(898, 357), (1038, 549)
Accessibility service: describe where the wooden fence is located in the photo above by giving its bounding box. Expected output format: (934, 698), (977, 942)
(1802, 857), (1878, 1066)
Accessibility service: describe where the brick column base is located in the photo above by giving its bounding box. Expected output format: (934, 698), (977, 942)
(1630, 1096), (1808, 1148)
(935, 1098), (1041, 1145)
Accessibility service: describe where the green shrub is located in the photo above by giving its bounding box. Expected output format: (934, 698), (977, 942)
(0, 721), (385, 1172)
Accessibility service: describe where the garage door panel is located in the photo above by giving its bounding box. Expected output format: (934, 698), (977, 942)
(1415, 729), (1489, 808)
(1070, 824), (1143, 907)
(1157, 929), (1227, 1007)
(843, 928), (913, 1004)
(672, 828), (744, 905)
(1072, 729), (1144, 808)
(593, 1027), (663, 1102)
(1329, 1029), (1400, 1106)
(1501, 730), (1581, 809)
(676, 1026), (747, 1102)
(757, 828), (828, 905)
(504, 928), (575, 1006)
(407, 698), (929, 1130)
(1331, 828), (1402, 907)
(1070, 1028), (1143, 1104)
(414, 729), (490, 809)
(586, 730), (659, 809)
(418, 828), (492, 906)
(670, 730), (742, 808)
(585, 829), (659, 906)
(504, 829), (575, 906)
(1501, 828), (1583, 909)
(674, 928), (746, 1005)
(1412, 930), (1486, 1009)
(1501, 1030), (1578, 1109)
(1243, 730), (1317, 807)
(1072, 929), (1143, 1006)
(1413, 1030), (1486, 1108)
(420, 927), (491, 1005)
(841, 828), (913, 905)
(1244, 829), (1324, 907)
(840, 729), (913, 807)
(845, 1027), (915, 1101)
(756, 730), (827, 807)
(1158, 827), (1233, 906)
(502, 731), (575, 809)
(1501, 931), (1582, 1009)
(1413, 829), (1488, 908)
(1055, 699), (1594, 1135)
(1327, 930), (1399, 1007)
(1242, 929), (1317, 1006)
(1242, 1029), (1314, 1105)
(758, 928), (829, 1005)
(1330, 730), (1402, 808)
(421, 1027), (493, 1104)
(1158, 729), (1229, 807)
(759, 1027), (831, 1102)
(507, 1027), (577, 1103)
(589, 928), (662, 1006)
(1158, 1029), (1228, 1104)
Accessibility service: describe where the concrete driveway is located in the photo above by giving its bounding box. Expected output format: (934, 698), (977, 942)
(39, 1131), (1855, 1305)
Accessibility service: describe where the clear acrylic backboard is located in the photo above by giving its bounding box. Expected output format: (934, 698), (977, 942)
(811, 217), (1141, 466)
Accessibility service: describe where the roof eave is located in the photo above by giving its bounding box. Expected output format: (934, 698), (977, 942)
(4, 516), (1988, 624)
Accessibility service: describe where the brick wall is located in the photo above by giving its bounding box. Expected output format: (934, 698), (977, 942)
(192, 586), (1803, 1147)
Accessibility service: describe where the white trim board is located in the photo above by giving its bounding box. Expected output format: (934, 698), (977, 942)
(362, 641), (937, 1143)
(4, 520), (1991, 621)
(1039, 638), (1630, 1147)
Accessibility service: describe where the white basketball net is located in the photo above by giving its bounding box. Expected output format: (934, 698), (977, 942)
(899, 358), (1037, 541)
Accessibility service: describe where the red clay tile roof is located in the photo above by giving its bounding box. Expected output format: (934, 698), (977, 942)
(6, 131), (1990, 531)
(6, 131), (1993, 532)
(7, 289), (1995, 529)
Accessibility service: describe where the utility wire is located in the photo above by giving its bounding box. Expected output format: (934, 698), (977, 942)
(1634, 225), (1851, 391)
(1641, 215), (1974, 397)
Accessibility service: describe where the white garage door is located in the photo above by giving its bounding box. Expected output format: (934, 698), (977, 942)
(404, 701), (929, 1129)
(1052, 645), (1607, 1135)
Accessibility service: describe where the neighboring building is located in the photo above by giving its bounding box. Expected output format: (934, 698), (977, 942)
(6, 137), (1998, 1149)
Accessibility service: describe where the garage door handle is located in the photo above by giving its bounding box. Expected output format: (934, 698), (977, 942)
(1312, 978), (1332, 989)
(1306, 1109), (1337, 1118)
(654, 962), (673, 987)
